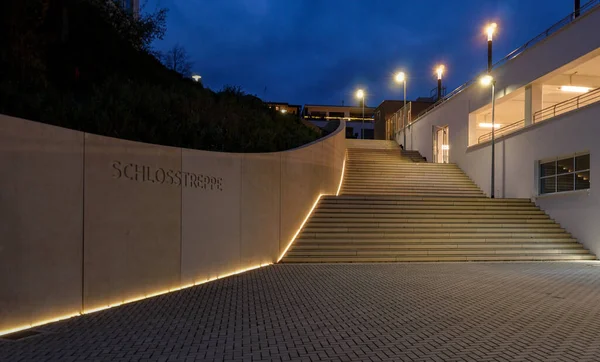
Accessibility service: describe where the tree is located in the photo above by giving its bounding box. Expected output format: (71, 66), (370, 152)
(91, 0), (168, 52)
(162, 44), (193, 77)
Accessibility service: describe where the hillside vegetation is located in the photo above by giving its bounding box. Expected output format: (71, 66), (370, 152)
(0, 0), (319, 152)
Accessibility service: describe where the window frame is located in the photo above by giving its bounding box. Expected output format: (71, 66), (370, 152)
(538, 153), (590, 195)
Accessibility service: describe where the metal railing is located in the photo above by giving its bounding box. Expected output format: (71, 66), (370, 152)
(534, 87), (600, 123)
(477, 119), (525, 144)
(413, 0), (600, 124)
(477, 87), (600, 143)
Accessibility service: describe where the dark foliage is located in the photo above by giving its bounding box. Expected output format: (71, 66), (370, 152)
(0, 0), (319, 152)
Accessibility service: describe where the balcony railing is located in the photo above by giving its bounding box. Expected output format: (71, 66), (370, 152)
(477, 119), (525, 144)
(412, 0), (600, 124)
(476, 87), (600, 144)
(534, 87), (600, 123)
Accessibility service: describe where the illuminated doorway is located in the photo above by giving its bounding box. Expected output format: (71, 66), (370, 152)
(433, 125), (449, 163)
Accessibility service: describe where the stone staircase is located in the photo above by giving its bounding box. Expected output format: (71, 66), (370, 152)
(281, 140), (595, 263)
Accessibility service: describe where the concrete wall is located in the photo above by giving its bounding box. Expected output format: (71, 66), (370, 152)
(0, 114), (346, 333)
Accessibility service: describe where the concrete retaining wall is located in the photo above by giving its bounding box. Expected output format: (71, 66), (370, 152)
(0, 114), (346, 333)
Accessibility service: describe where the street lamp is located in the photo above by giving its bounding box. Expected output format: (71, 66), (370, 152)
(192, 75), (202, 82)
(395, 72), (407, 146)
(484, 22), (497, 198)
(435, 65), (445, 101)
(356, 89), (365, 139)
(480, 73), (496, 198)
(486, 23), (497, 72)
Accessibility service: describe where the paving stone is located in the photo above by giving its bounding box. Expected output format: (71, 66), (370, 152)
(2, 263), (600, 361)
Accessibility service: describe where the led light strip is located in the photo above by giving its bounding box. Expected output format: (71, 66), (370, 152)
(278, 147), (347, 262)
(0, 263), (272, 337)
(1, 142), (349, 336)
(277, 194), (324, 263)
(336, 150), (348, 196)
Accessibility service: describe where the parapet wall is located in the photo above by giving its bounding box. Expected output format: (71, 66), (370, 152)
(0, 114), (346, 333)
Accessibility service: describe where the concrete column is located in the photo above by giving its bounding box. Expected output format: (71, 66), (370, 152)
(524, 84), (543, 126)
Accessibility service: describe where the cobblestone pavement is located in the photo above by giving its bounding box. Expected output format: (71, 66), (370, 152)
(3, 263), (600, 361)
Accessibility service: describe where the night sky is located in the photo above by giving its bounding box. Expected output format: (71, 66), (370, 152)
(148, 0), (573, 107)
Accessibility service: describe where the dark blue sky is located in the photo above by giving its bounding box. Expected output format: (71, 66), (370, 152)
(147, 0), (572, 106)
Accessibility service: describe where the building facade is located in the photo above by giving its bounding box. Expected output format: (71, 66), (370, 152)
(266, 102), (301, 116)
(376, 100), (434, 141)
(374, 100), (404, 140)
(303, 104), (376, 139)
(397, 3), (600, 254)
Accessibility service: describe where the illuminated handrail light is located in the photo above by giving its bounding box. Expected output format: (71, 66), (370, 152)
(479, 123), (502, 129)
(336, 150), (348, 196)
(559, 86), (591, 93)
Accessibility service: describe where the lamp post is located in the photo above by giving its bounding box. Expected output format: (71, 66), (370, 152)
(356, 89), (365, 139)
(486, 23), (497, 72)
(485, 22), (497, 198)
(436, 65), (445, 101)
(395, 72), (407, 146)
(481, 73), (496, 198)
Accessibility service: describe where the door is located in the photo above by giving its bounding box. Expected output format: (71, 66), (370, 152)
(432, 125), (449, 163)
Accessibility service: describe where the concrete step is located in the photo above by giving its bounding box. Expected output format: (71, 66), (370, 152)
(293, 241), (582, 249)
(288, 248), (591, 256)
(282, 254), (596, 263)
(295, 237), (579, 244)
(281, 144), (596, 263)
(306, 220), (559, 227)
(309, 217), (553, 223)
(310, 214), (550, 221)
(299, 232), (573, 239)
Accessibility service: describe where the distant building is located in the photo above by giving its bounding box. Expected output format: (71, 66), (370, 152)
(386, 100), (435, 144)
(266, 102), (301, 116)
(374, 100), (405, 140)
(303, 104), (376, 139)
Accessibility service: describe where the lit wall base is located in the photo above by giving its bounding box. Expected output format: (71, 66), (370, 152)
(0, 263), (271, 337)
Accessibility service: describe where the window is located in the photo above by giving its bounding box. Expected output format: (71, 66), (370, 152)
(539, 153), (590, 194)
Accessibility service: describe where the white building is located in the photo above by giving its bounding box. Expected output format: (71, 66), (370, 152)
(397, 3), (600, 254)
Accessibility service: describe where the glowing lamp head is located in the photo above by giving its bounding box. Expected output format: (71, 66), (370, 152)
(436, 65), (445, 80)
(480, 74), (494, 86)
(281, 109), (287, 113)
(356, 89), (365, 99)
(192, 75), (202, 82)
(395, 72), (406, 83)
(486, 23), (497, 41)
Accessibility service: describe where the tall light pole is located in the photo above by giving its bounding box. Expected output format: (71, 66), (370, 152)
(487, 23), (496, 72)
(356, 89), (365, 139)
(436, 65), (445, 101)
(485, 22), (497, 198)
(395, 72), (407, 145)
